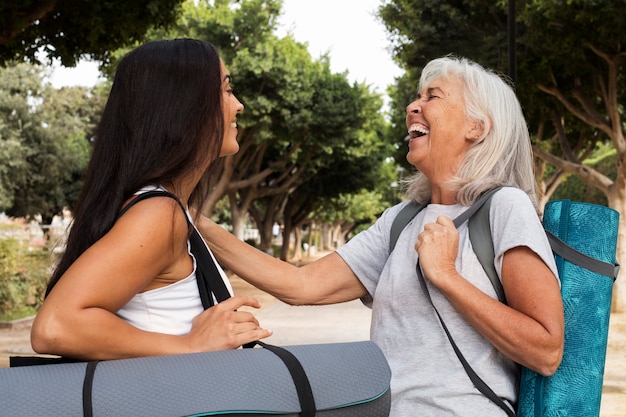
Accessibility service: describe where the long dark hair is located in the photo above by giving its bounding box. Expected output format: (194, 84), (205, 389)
(46, 39), (225, 296)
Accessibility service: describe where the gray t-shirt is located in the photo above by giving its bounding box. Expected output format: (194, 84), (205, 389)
(336, 187), (559, 417)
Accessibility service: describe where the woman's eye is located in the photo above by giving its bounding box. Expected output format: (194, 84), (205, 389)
(416, 93), (438, 101)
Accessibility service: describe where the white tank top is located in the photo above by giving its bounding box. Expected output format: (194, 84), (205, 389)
(115, 186), (233, 335)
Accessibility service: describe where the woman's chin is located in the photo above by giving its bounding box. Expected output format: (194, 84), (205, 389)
(219, 140), (240, 156)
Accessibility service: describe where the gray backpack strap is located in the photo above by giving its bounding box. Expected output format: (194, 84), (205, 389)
(415, 260), (516, 417)
(452, 187), (506, 303)
(468, 196), (506, 304)
(389, 201), (429, 252)
(389, 188), (506, 303)
(546, 230), (619, 279)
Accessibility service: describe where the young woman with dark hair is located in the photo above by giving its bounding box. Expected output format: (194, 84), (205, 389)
(31, 39), (272, 361)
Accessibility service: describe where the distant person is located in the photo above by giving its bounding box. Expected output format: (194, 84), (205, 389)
(195, 56), (564, 416)
(31, 39), (272, 361)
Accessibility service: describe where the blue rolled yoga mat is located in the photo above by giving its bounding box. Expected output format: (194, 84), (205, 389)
(517, 200), (619, 417)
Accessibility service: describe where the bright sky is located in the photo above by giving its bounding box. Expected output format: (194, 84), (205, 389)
(276, 0), (402, 96)
(50, 0), (402, 99)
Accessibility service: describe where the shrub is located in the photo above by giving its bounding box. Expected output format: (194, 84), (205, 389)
(0, 237), (51, 321)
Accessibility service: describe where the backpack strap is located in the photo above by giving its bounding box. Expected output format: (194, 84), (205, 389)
(546, 230), (619, 279)
(415, 259), (516, 417)
(190, 227), (232, 307)
(417, 187), (513, 416)
(389, 187), (505, 303)
(463, 188), (506, 303)
(389, 200), (429, 252)
(117, 190), (187, 221)
(390, 188), (513, 415)
(468, 196), (505, 303)
(118, 189), (231, 309)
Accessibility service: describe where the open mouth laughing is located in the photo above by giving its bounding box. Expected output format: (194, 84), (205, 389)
(408, 123), (429, 139)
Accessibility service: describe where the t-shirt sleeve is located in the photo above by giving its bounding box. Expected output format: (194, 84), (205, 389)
(490, 187), (560, 286)
(336, 202), (409, 306)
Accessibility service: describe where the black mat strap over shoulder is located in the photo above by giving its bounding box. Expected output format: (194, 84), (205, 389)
(118, 189), (231, 309)
(117, 190), (187, 220)
(189, 228), (232, 308)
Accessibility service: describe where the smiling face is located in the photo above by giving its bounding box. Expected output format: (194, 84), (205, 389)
(405, 74), (480, 183)
(219, 61), (244, 157)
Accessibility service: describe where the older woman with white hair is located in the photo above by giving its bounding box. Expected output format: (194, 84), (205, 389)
(198, 55), (564, 417)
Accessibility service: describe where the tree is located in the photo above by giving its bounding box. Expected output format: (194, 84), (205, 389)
(214, 34), (324, 241)
(379, 0), (509, 161)
(244, 66), (391, 258)
(0, 62), (103, 220)
(0, 0), (185, 66)
(139, 1), (392, 254)
(518, 1), (626, 311)
(379, 0), (626, 311)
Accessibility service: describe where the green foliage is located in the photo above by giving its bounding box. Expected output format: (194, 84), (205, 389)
(0, 0), (186, 66)
(379, 0), (626, 206)
(515, 0), (626, 131)
(379, 0), (510, 162)
(3, 0), (397, 247)
(141, 0), (395, 242)
(0, 235), (51, 320)
(0, 62), (102, 220)
(551, 143), (616, 205)
(317, 190), (388, 229)
(386, 74), (421, 170)
(312, 157), (399, 237)
(379, 0), (508, 74)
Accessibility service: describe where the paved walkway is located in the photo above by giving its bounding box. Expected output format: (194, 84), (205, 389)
(1, 275), (625, 416)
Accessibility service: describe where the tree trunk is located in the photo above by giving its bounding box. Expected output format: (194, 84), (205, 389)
(258, 221), (274, 254)
(280, 217), (291, 261)
(289, 226), (303, 263)
(612, 210), (626, 313)
(231, 212), (247, 241)
(607, 178), (626, 313)
(331, 223), (346, 250)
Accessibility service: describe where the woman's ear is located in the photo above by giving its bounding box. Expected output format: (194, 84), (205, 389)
(466, 118), (491, 141)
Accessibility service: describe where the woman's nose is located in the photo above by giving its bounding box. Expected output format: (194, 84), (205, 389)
(406, 100), (421, 115)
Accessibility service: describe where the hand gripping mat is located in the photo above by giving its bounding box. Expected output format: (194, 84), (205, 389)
(517, 200), (619, 417)
(0, 341), (391, 416)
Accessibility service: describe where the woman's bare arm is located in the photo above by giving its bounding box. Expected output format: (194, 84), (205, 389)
(196, 216), (368, 305)
(31, 198), (271, 360)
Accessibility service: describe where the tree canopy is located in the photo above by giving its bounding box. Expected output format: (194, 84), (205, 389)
(0, 0), (185, 66)
(379, 0), (626, 311)
(128, 0), (393, 256)
(0, 62), (103, 220)
(0, 0), (392, 258)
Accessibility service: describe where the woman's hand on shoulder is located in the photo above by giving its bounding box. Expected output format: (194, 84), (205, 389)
(185, 295), (273, 351)
(415, 215), (460, 288)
